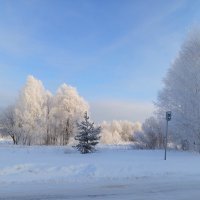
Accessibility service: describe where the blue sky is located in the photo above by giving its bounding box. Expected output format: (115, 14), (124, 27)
(0, 0), (200, 122)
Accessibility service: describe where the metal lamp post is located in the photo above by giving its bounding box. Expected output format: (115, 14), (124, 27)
(164, 111), (171, 160)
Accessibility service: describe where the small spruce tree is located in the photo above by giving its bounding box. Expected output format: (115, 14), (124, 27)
(74, 112), (101, 154)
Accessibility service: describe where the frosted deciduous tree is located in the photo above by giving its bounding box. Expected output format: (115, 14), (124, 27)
(101, 122), (122, 144)
(44, 91), (53, 145)
(51, 84), (89, 145)
(0, 76), (90, 146)
(100, 120), (142, 144)
(136, 116), (164, 149)
(120, 121), (140, 141)
(0, 106), (18, 144)
(75, 112), (101, 154)
(101, 121), (122, 144)
(156, 29), (200, 148)
(15, 76), (48, 145)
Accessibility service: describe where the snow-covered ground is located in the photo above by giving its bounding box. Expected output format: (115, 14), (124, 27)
(1, 140), (200, 199)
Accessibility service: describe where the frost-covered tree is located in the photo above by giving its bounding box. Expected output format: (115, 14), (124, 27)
(15, 76), (48, 145)
(75, 112), (101, 154)
(51, 84), (89, 145)
(135, 116), (164, 149)
(100, 120), (142, 144)
(100, 121), (122, 144)
(0, 106), (18, 144)
(156, 29), (200, 148)
(0, 75), (89, 146)
(44, 91), (53, 145)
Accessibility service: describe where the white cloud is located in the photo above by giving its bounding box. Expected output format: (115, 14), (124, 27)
(90, 100), (154, 123)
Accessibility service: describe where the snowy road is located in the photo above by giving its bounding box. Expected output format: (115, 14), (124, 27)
(1, 176), (200, 200)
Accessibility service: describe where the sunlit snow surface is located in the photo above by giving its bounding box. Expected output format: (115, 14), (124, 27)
(1, 139), (200, 199)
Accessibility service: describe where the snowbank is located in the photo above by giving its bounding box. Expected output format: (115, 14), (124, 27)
(1, 143), (200, 185)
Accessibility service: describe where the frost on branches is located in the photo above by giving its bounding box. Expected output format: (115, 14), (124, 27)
(156, 29), (200, 149)
(75, 112), (101, 154)
(100, 120), (141, 144)
(0, 75), (89, 145)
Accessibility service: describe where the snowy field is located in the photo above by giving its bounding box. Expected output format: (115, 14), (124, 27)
(1, 140), (200, 199)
